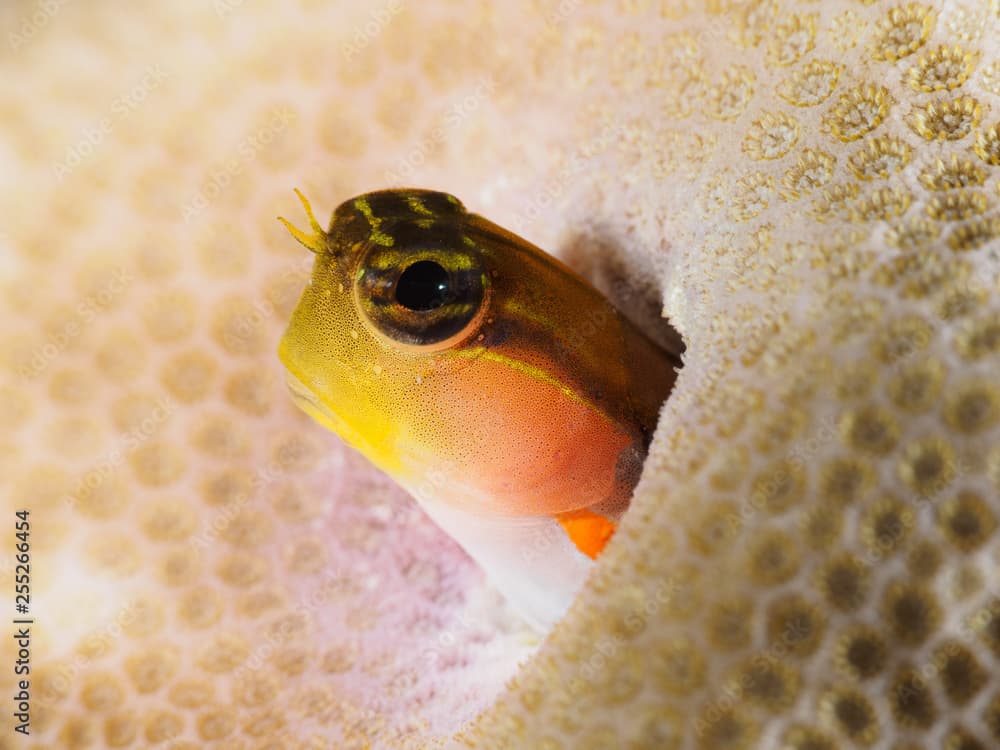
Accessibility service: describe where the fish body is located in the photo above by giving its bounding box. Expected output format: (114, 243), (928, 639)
(278, 189), (679, 627)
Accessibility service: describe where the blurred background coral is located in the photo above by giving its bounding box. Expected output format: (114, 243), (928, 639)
(3, 1), (1000, 748)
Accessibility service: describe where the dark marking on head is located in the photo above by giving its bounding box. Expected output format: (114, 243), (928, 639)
(333, 189), (466, 226)
(482, 318), (512, 347)
(361, 191), (412, 221)
(382, 219), (466, 255)
(327, 190), (469, 262)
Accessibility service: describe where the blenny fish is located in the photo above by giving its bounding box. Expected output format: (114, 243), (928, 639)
(278, 188), (680, 627)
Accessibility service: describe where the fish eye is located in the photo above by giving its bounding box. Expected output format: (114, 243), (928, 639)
(395, 260), (450, 311)
(356, 245), (489, 349)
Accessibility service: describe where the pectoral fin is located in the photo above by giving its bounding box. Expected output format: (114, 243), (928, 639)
(557, 508), (616, 560)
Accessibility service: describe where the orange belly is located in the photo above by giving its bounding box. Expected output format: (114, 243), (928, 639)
(400, 352), (632, 517)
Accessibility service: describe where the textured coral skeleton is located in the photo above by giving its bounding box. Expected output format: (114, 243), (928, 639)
(2, 0), (1000, 748)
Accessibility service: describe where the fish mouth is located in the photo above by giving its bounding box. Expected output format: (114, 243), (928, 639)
(284, 370), (327, 414)
(282, 369), (387, 460)
(284, 370), (354, 439)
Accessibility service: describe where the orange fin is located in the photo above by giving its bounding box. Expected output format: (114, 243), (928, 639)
(557, 509), (616, 560)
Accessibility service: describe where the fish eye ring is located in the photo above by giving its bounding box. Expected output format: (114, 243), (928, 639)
(354, 246), (490, 349)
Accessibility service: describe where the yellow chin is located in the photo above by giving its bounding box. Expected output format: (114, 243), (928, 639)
(284, 372), (371, 454)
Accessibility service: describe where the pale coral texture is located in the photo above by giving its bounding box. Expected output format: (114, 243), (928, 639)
(2, 1), (1000, 749)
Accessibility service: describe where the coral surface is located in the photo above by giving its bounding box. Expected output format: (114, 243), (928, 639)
(2, 1), (1000, 748)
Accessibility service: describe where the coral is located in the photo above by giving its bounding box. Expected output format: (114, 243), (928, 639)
(4, 1), (1000, 748)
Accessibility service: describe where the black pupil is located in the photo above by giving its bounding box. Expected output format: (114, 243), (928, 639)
(395, 260), (450, 311)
